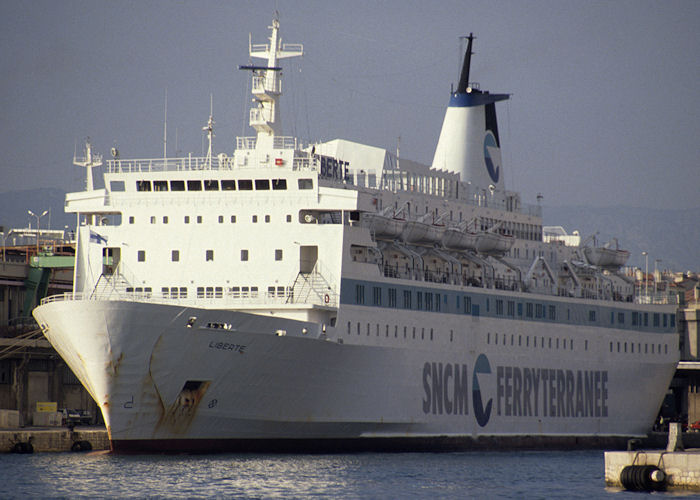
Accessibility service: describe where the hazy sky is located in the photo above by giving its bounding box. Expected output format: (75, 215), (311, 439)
(1, 0), (698, 210)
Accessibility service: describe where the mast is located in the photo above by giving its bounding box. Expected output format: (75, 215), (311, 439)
(243, 14), (303, 150)
(203, 94), (214, 168)
(73, 139), (102, 191)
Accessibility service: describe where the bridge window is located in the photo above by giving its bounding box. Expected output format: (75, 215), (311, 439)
(221, 180), (236, 190)
(255, 179), (270, 190)
(170, 180), (185, 191)
(204, 180), (219, 191)
(154, 180), (168, 191)
(272, 179), (287, 190)
(298, 178), (313, 190)
(187, 180), (202, 191)
(238, 179), (253, 190)
(136, 180), (152, 191)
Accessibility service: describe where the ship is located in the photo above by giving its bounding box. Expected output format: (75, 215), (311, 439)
(33, 16), (679, 452)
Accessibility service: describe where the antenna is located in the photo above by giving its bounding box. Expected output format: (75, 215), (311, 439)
(203, 93), (214, 168)
(163, 88), (168, 161)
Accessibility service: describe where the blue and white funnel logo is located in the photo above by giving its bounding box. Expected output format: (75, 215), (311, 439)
(472, 353), (493, 427)
(483, 131), (501, 184)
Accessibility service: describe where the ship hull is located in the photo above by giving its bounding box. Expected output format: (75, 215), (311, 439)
(33, 297), (677, 452)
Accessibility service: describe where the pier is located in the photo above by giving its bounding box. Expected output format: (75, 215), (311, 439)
(0, 426), (109, 453)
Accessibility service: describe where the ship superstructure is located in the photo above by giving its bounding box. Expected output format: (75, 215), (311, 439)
(33, 17), (678, 452)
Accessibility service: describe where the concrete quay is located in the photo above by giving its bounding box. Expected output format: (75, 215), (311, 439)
(0, 427), (109, 453)
(606, 424), (700, 491)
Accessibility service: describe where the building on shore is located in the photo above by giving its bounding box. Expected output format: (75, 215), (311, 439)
(0, 228), (100, 427)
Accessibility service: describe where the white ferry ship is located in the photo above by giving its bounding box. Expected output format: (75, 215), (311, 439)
(33, 17), (678, 452)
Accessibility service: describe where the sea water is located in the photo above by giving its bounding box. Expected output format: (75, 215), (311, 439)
(0, 450), (692, 498)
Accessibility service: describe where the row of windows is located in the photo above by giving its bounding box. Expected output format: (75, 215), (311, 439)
(356, 285), (443, 312)
(487, 332), (583, 351)
(128, 177), (313, 193)
(609, 341), (669, 355)
(137, 249), (284, 263)
(347, 322), (444, 342)
(350, 281), (676, 331)
(128, 285), (292, 299)
(129, 214), (294, 225)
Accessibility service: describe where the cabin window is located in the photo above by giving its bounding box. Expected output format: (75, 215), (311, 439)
(275, 249), (283, 261)
(128, 216), (134, 224)
(355, 285), (365, 305)
(150, 216), (156, 224)
(231, 215), (237, 223)
(548, 305), (556, 320)
(298, 178), (313, 190)
(403, 290), (412, 309)
(272, 179), (287, 190)
(171, 250), (179, 262)
(241, 249), (249, 261)
(187, 180), (202, 191)
(255, 179), (270, 190)
(218, 216), (224, 223)
(137, 250), (145, 262)
(252, 215), (258, 223)
(618, 312), (625, 324)
(170, 180), (185, 191)
(204, 180), (219, 191)
(197, 216), (202, 224)
(589, 310), (597, 322)
(136, 180), (152, 191)
(153, 180), (168, 191)
(286, 214), (292, 222)
(372, 287), (382, 306)
(221, 180), (236, 190)
(265, 215), (270, 223)
(163, 216), (168, 224)
(206, 250), (214, 261)
(388, 288), (397, 307)
(184, 216), (190, 224)
(238, 179), (253, 190)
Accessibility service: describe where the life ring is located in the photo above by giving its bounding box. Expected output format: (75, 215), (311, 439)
(324, 294), (330, 304)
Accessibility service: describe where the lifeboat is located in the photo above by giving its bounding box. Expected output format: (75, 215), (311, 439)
(402, 220), (445, 244)
(475, 231), (514, 256)
(365, 213), (405, 240)
(583, 246), (630, 269)
(442, 228), (478, 251)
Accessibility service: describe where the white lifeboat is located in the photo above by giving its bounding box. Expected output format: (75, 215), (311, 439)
(583, 246), (630, 269)
(402, 220), (445, 245)
(475, 231), (514, 256)
(442, 228), (478, 251)
(365, 213), (405, 240)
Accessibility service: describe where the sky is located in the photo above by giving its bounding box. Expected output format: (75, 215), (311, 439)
(1, 0), (699, 211)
